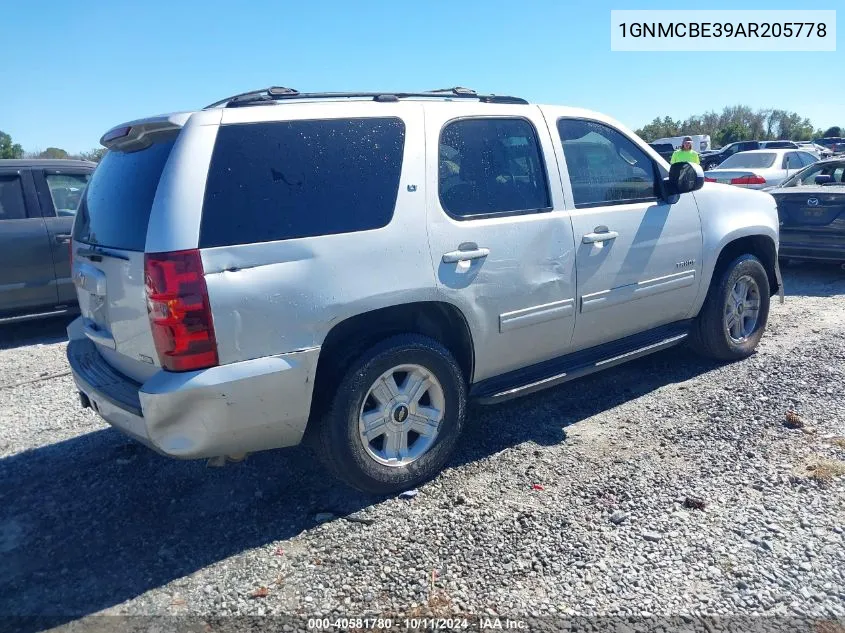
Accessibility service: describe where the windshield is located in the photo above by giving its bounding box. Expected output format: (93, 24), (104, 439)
(719, 152), (776, 169)
(780, 161), (845, 187)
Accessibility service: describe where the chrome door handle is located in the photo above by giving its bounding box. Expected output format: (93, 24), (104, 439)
(582, 230), (619, 244)
(54, 233), (72, 244)
(442, 247), (490, 263)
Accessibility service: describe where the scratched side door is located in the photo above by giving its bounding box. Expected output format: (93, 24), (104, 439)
(424, 103), (577, 382)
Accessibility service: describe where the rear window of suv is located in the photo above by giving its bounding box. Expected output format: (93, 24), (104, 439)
(73, 137), (176, 251)
(199, 117), (406, 248)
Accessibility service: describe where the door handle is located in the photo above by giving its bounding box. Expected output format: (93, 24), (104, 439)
(54, 233), (72, 244)
(582, 229), (619, 244)
(442, 247), (490, 263)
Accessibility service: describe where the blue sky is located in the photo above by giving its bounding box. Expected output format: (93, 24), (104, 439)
(2, 0), (841, 153)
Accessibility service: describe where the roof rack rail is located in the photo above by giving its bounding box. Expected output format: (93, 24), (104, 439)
(203, 87), (528, 109)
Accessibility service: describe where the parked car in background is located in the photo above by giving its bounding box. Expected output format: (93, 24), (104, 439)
(65, 87), (782, 494)
(651, 134), (711, 153)
(699, 140), (761, 171)
(648, 142), (675, 162)
(767, 158), (845, 263)
(759, 140), (801, 150)
(814, 137), (845, 155)
(796, 141), (833, 159)
(704, 149), (817, 189)
(0, 159), (95, 324)
(762, 140), (831, 159)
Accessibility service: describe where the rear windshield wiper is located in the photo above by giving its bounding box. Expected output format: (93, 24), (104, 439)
(76, 246), (130, 262)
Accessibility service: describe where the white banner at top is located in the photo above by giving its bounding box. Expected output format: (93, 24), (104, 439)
(611, 10), (836, 52)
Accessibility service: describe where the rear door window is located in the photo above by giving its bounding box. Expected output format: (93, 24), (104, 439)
(438, 118), (551, 218)
(73, 138), (177, 251)
(782, 152), (800, 169)
(797, 152), (817, 167)
(0, 175), (27, 220)
(200, 117), (405, 248)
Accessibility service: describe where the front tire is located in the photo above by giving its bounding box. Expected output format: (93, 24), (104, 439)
(314, 334), (466, 495)
(690, 254), (771, 361)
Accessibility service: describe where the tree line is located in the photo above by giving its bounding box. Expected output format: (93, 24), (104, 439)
(0, 130), (106, 162)
(635, 106), (842, 148)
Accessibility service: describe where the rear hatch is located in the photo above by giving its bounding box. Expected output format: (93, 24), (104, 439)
(772, 187), (845, 232)
(72, 118), (187, 382)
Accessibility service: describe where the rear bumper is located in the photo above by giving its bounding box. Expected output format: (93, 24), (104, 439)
(779, 233), (845, 262)
(66, 319), (320, 459)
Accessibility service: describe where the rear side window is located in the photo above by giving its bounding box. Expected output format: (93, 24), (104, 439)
(782, 153), (803, 169)
(438, 118), (551, 218)
(0, 176), (27, 220)
(199, 117), (406, 248)
(74, 138), (176, 251)
(798, 152), (817, 167)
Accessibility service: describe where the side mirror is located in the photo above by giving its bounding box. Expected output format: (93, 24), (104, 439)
(664, 161), (704, 196)
(814, 174), (832, 185)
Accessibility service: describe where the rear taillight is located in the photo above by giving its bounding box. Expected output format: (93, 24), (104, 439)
(730, 175), (767, 185)
(144, 249), (218, 372)
(705, 177), (717, 182)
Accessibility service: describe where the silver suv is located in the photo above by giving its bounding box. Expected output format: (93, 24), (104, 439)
(67, 87), (784, 494)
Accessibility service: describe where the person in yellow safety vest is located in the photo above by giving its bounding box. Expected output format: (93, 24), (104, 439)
(671, 136), (700, 164)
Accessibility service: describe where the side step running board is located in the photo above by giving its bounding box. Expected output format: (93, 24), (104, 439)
(471, 321), (692, 404)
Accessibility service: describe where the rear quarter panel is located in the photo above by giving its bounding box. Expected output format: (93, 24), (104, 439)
(199, 103), (435, 365)
(688, 183), (780, 314)
(145, 109), (223, 253)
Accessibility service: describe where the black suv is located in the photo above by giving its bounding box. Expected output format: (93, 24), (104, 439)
(699, 141), (763, 170)
(0, 159), (96, 324)
(815, 137), (845, 154)
(648, 142), (675, 162)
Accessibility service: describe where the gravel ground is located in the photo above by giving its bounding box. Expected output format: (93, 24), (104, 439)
(1, 262), (844, 632)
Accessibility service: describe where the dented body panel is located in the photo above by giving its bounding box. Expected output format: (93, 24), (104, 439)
(68, 318), (319, 458)
(422, 102), (577, 381)
(201, 103), (433, 365)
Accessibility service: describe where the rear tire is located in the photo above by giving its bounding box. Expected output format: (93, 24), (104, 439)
(689, 254), (770, 361)
(314, 334), (466, 495)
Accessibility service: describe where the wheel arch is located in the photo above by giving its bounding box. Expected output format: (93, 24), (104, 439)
(306, 301), (475, 429)
(712, 234), (780, 297)
(694, 231), (781, 317)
